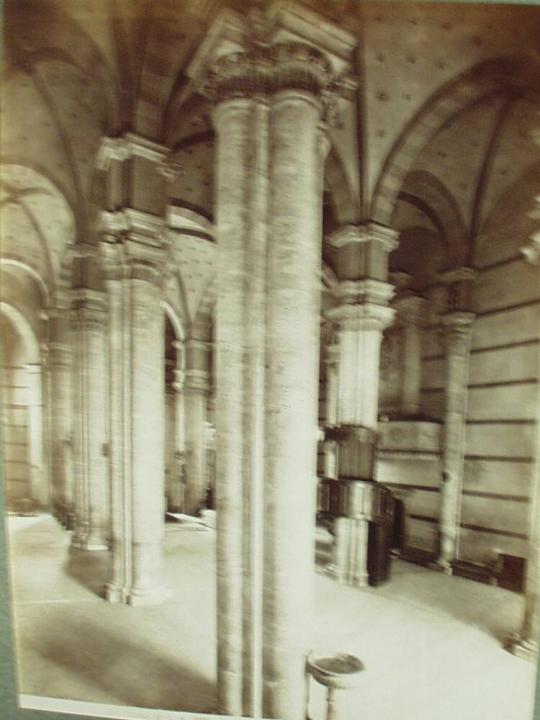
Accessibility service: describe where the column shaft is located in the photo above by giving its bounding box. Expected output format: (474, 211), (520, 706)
(105, 266), (166, 605)
(263, 89), (326, 720)
(184, 370), (209, 515)
(214, 97), (254, 717)
(71, 289), (109, 550)
(26, 363), (47, 508)
(48, 342), (73, 524)
(438, 312), (474, 568)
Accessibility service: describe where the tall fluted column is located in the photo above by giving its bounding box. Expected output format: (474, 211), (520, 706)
(395, 294), (427, 416)
(48, 313), (73, 525)
(263, 85), (330, 720)
(70, 287), (110, 550)
(184, 338), (211, 515)
(102, 229), (168, 606)
(188, 7), (355, 718)
(437, 311), (475, 570)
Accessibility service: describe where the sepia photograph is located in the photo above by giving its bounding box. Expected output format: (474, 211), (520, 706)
(0, 1), (540, 719)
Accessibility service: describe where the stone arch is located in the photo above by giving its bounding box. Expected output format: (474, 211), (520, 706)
(0, 258), (50, 309)
(162, 300), (186, 343)
(372, 55), (540, 226)
(395, 170), (468, 267)
(0, 301), (41, 363)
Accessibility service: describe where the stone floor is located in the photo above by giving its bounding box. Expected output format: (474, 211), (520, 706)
(5, 515), (538, 720)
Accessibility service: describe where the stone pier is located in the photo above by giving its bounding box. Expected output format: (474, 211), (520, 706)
(187, 6), (355, 718)
(70, 262), (110, 551)
(326, 224), (397, 587)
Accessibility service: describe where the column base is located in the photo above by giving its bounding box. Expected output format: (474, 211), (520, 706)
(71, 536), (109, 552)
(430, 558), (453, 575)
(506, 633), (539, 662)
(105, 583), (169, 607)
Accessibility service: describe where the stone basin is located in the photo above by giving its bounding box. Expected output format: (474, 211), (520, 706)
(307, 652), (364, 689)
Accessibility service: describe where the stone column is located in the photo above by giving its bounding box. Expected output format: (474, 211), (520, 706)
(170, 340), (186, 513)
(25, 362), (47, 508)
(70, 286), (110, 550)
(184, 338), (211, 515)
(188, 7), (355, 718)
(395, 294), (427, 417)
(102, 224), (168, 606)
(437, 310), (475, 570)
(326, 225), (397, 589)
(263, 80), (331, 720)
(48, 314), (73, 525)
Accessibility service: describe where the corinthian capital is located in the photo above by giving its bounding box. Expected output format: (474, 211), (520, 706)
(187, 3), (356, 119)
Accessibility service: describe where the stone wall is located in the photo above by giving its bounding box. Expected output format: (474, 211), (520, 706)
(459, 175), (540, 568)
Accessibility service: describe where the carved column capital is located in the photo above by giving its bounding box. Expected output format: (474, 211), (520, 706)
(441, 311), (475, 355)
(439, 266), (477, 312)
(328, 223), (399, 253)
(70, 288), (108, 330)
(331, 279), (395, 308)
(188, 4), (356, 127)
(329, 302), (395, 333)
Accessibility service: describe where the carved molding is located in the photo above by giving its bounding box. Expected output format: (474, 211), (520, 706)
(328, 222), (399, 252)
(331, 278), (395, 308)
(328, 301), (395, 333)
(440, 311), (475, 354)
(97, 134), (168, 171)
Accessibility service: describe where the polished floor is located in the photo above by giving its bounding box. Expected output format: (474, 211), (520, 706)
(5, 515), (538, 720)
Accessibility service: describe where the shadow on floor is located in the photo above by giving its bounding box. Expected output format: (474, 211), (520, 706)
(34, 613), (216, 713)
(63, 547), (112, 599)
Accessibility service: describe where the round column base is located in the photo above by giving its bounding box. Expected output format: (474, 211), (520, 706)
(430, 558), (453, 575)
(105, 583), (169, 607)
(506, 633), (539, 662)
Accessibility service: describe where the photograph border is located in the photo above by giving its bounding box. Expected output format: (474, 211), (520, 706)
(1, 0), (540, 717)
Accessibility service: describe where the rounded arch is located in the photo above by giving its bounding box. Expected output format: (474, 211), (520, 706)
(0, 301), (41, 364)
(395, 170), (468, 266)
(372, 55), (540, 226)
(0, 258), (50, 308)
(162, 299), (186, 342)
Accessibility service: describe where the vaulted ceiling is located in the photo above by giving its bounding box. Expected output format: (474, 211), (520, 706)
(2, 0), (540, 318)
